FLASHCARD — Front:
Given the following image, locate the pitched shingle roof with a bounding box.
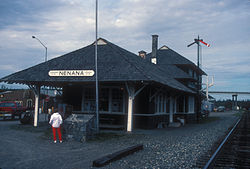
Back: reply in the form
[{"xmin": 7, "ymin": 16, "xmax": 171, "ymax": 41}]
[
  {"xmin": 158, "ymin": 65, "xmax": 192, "ymax": 79},
  {"xmin": 146, "ymin": 45, "xmax": 206, "ymax": 75},
  {"xmin": 1, "ymin": 38, "xmax": 194, "ymax": 93}
]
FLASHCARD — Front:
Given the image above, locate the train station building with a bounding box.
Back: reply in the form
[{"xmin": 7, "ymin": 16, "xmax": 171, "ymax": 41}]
[{"xmin": 0, "ymin": 35, "xmax": 206, "ymax": 131}]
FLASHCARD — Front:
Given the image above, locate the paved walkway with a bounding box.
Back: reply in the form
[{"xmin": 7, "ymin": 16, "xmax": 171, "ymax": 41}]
[{"xmin": 0, "ymin": 111, "xmax": 240, "ymax": 169}]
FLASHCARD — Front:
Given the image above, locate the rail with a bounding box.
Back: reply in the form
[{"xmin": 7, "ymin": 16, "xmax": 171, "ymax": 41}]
[{"xmin": 203, "ymin": 117, "xmax": 242, "ymax": 169}]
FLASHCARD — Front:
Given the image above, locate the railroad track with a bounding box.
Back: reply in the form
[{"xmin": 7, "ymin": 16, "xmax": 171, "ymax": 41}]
[{"xmin": 196, "ymin": 112, "xmax": 250, "ymax": 169}]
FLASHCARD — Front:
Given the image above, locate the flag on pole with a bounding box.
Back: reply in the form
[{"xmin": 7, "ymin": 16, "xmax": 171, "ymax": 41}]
[{"xmin": 199, "ymin": 40, "xmax": 210, "ymax": 47}]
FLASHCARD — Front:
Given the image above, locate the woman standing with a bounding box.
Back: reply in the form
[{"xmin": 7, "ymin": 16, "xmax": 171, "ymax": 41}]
[{"xmin": 49, "ymin": 109, "xmax": 63, "ymax": 143}]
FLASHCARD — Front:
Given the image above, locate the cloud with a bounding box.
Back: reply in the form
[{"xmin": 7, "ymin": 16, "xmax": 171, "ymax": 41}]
[
  {"xmin": 0, "ymin": 64, "xmax": 18, "ymax": 72},
  {"xmin": 0, "ymin": 0, "xmax": 250, "ymax": 97}
]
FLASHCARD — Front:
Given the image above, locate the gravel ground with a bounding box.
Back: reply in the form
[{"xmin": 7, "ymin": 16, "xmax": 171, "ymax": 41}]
[{"xmin": 0, "ymin": 111, "xmax": 240, "ymax": 169}]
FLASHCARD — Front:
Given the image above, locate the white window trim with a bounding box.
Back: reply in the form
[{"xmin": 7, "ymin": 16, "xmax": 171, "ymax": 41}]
[{"xmin": 188, "ymin": 96, "xmax": 195, "ymax": 114}]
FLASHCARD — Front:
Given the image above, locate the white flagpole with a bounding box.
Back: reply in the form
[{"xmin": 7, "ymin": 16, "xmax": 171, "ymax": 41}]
[{"xmin": 95, "ymin": 0, "xmax": 99, "ymax": 132}]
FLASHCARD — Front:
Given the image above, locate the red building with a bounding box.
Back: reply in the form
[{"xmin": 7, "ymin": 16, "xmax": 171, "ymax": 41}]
[{"xmin": 0, "ymin": 89, "xmax": 34, "ymax": 109}]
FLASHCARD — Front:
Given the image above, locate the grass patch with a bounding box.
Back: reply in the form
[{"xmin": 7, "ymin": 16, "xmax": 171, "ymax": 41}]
[
  {"xmin": 199, "ymin": 116, "xmax": 220, "ymax": 124},
  {"xmin": 233, "ymin": 111, "xmax": 243, "ymax": 117},
  {"xmin": 88, "ymin": 131, "xmax": 145, "ymax": 142}
]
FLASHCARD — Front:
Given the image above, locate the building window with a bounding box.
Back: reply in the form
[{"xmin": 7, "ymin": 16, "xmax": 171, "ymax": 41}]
[
  {"xmin": 16, "ymin": 101, "xmax": 23, "ymax": 106},
  {"xmin": 160, "ymin": 95, "xmax": 164, "ymax": 112},
  {"xmin": 188, "ymin": 96, "xmax": 194, "ymax": 113},
  {"xmin": 27, "ymin": 99, "xmax": 33, "ymax": 109},
  {"xmin": 193, "ymin": 71, "xmax": 197, "ymax": 79},
  {"xmin": 176, "ymin": 96, "xmax": 185, "ymax": 113},
  {"xmin": 84, "ymin": 88, "xmax": 96, "ymax": 112},
  {"xmin": 112, "ymin": 88, "xmax": 123, "ymax": 112},
  {"xmin": 82, "ymin": 87, "xmax": 124, "ymax": 113},
  {"xmin": 189, "ymin": 69, "xmax": 193, "ymax": 76},
  {"xmin": 188, "ymin": 82, "xmax": 196, "ymax": 89},
  {"xmin": 99, "ymin": 88, "xmax": 109, "ymax": 112},
  {"xmin": 155, "ymin": 94, "xmax": 168, "ymax": 113}
]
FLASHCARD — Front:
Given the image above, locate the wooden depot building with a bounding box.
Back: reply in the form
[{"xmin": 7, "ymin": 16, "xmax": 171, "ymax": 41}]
[{"xmin": 0, "ymin": 35, "xmax": 206, "ymax": 131}]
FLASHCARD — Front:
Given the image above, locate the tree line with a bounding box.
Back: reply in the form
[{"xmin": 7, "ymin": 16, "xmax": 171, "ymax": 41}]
[{"xmin": 215, "ymin": 99, "xmax": 250, "ymax": 110}]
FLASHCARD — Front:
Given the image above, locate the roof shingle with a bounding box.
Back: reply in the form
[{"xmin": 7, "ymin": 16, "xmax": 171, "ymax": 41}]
[{"xmin": 1, "ymin": 38, "xmax": 195, "ymax": 93}]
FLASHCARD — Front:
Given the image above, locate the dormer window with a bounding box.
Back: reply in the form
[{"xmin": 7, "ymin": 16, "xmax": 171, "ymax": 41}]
[
  {"xmin": 138, "ymin": 50, "xmax": 147, "ymax": 59},
  {"xmin": 93, "ymin": 39, "xmax": 107, "ymax": 45},
  {"xmin": 159, "ymin": 45, "xmax": 169, "ymax": 50}
]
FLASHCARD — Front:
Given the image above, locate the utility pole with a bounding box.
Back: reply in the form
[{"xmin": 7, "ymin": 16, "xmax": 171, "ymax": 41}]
[
  {"xmin": 95, "ymin": 0, "xmax": 99, "ymax": 132},
  {"xmin": 188, "ymin": 36, "xmax": 210, "ymax": 122},
  {"xmin": 32, "ymin": 35, "xmax": 48, "ymax": 122},
  {"xmin": 32, "ymin": 36, "xmax": 47, "ymax": 62},
  {"xmin": 197, "ymin": 36, "xmax": 201, "ymax": 122}
]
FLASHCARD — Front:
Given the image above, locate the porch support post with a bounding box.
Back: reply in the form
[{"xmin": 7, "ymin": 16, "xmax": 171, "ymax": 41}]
[
  {"xmin": 174, "ymin": 96, "xmax": 177, "ymax": 114},
  {"xmin": 123, "ymin": 89, "xmax": 126, "ymax": 114},
  {"xmin": 34, "ymin": 85, "xmax": 40, "ymax": 127},
  {"xmin": 81, "ymin": 88, "xmax": 85, "ymax": 112},
  {"xmin": 164, "ymin": 95, "xmax": 167, "ymax": 113},
  {"xmin": 109, "ymin": 88, "xmax": 112, "ymax": 113},
  {"xmin": 169, "ymin": 96, "xmax": 173, "ymax": 123},
  {"xmin": 188, "ymin": 96, "xmax": 191, "ymax": 113},
  {"xmin": 127, "ymin": 87, "xmax": 134, "ymax": 132},
  {"xmin": 125, "ymin": 82, "xmax": 146, "ymax": 132},
  {"xmin": 183, "ymin": 96, "xmax": 186, "ymax": 113}
]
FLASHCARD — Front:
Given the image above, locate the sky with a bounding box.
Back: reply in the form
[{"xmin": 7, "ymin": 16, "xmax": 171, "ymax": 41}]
[{"xmin": 0, "ymin": 0, "xmax": 250, "ymax": 100}]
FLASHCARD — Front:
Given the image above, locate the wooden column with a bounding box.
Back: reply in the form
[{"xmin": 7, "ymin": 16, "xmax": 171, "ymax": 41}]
[
  {"xmin": 183, "ymin": 96, "xmax": 186, "ymax": 113},
  {"xmin": 127, "ymin": 86, "xmax": 135, "ymax": 132},
  {"xmin": 125, "ymin": 82, "xmax": 146, "ymax": 132},
  {"xmin": 81, "ymin": 88, "xmax": 85, "ymax": 112},
  {"xmin": 109, "ymin": 88, "xmax": 112, "ymax": 113},
  {"xmin": 123, "ymin": 89, "xmax": 126, "ymax": 114},
  {"xmin": 169, "ymin": 96, "xmax": 173, "ymax": 123},
  {"xmin": 164, "ymin": 95, "xmax": 167, "ymax": 113},
  {"xmin": 174, "ymin": 96, "xmax": 177, "ymax": 114},
  {"xmin": 34, "ymin": 85, "xmax": 40, "ymax": 127}
]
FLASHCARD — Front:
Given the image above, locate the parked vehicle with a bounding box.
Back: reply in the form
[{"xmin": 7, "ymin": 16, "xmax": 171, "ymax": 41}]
[
  {"xmin": 0, "ymin": 101, "xmax": 26, "ymax": 120},
  {"xmin": 217, "ymin": 106, "xmax": 225, "ymax": 112},
  {"xmin": 201, "ymin": 100, "xmax": 214, "ymax": 117},
  {"xmin": 20, "ymin": 110, "xmax": 34, "ymax": 124}
]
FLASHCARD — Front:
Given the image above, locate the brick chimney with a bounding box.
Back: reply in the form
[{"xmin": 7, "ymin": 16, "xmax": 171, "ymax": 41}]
[
  {"xmin": 138, "ymin": 50, "xmax": 147, "ymax": 59},
  {"xmin": 151, "ymin": 35, "xmax": 158, "ymax": 64}
]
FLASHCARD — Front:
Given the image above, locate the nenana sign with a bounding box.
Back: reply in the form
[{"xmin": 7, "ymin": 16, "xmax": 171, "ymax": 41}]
[{"xmin": 48, "ymin": 70, "xmax": 95, "ymax": 77}]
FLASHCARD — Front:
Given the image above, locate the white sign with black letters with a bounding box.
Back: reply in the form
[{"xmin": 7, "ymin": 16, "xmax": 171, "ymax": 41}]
[{"xmin": 48, "ymin": 70, "xmax": 95, "ymax": 77}]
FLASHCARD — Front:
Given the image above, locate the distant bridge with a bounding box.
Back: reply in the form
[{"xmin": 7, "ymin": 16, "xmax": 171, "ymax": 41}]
[
  {"xmin": 209, "ymin": 91, "xmax": 250, "ymax": 95},
  {"xmin": 209, "ymin": 91, "xmax": 250, "ymax": 109}
]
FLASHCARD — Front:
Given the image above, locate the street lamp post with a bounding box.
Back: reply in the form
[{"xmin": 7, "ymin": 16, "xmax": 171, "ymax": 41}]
[
  {"xmin": 95, "ymin": 0, "xmax": 99, "ymax": 133},
  {"xmin": 32, "ymin": 36, "xmax": 47, "ymax": 62},
  {"xmin": 32, "ymin": 35, "xmax": 48, "ymax": 121}
]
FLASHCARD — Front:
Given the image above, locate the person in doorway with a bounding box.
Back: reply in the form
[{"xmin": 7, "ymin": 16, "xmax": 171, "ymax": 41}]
[{"xmin": 49, "ymin": 108, "xmax": 63, "ymax": 143}]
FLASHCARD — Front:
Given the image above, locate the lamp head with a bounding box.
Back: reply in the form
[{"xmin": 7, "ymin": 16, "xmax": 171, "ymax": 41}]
[{"xmin": 32, "ymin": 36, "xmax": 36, "ymax": 38}]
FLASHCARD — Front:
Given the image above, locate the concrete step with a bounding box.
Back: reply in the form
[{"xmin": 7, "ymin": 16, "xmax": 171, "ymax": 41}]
[{"xmin": 93, "ymin": 144, "xmax": 143, "ymax": 167}]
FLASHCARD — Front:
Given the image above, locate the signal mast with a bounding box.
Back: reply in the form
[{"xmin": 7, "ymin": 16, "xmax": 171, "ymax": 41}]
[{"xmin": 188, "ymin": 36, "xmax": 210, "ymax": 122}]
